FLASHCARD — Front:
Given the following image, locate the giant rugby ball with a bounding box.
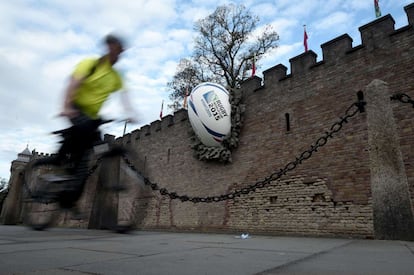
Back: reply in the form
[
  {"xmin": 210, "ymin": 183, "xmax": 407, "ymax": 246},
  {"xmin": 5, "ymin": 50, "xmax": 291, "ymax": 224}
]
[{"xmin": 188, "ymin": 82, "xmax": 231, "ymax": 147}]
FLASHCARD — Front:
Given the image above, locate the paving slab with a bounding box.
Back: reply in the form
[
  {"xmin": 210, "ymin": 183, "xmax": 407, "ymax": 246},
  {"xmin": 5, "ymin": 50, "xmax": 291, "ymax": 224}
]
[{"xmin": 0, "ymin": 225, "xmax": 412, "ymax": 275}]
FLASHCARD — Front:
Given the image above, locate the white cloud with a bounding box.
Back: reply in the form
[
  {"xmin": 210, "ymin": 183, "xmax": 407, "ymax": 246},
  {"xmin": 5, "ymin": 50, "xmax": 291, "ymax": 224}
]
[
  {"xmin": 268, "ymin": 18, "xmax": 299, "ymax": 42},
  {"xmin": 0, "ymin": 0, "xmax": 410, "ymax": 180},
  {"xmin": 314, "ymin": 12, "xmax": 353, "ymax": 33},
  {"xmin": 250, "ymin": 3, "xmax": 277, "ymax": 19}
]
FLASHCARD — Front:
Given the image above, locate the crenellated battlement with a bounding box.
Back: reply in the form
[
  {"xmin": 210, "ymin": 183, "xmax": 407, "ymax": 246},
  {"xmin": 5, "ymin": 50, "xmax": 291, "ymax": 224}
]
[
  {"xmin": 117, "ymin": 108, "xmax": 189, "ymax": 143},
  {"xmin": 406, "ymin": 3, "xmax": 414, "ymax": 25},
  {"xmin": 289, "ymin": 50, "xmax": 318, "ymax": 76},
  {"xmin": 320, "ymin": 34, "xmax": 353, "ymax": 64},
  {"xmin": 5, "ymin": 3, "xmax": 414, "ymax": 240},
  {"xmin": 7, "ymin": 3, "xmax": 413, "ymax": 167},
  {"xmin": 261, "ymin": 4, "xmax": 413, "ymax": 86},
  {"xmin": 116, "ymin": 3, "xmax": 414, "ymax": 145},
  {"xmin": 31, "ymin": 150, "xmax": 52, "ymax": 159},
  {"xmin": 359, "ymin": 15, "xmax": 395, "ymax": 49}
]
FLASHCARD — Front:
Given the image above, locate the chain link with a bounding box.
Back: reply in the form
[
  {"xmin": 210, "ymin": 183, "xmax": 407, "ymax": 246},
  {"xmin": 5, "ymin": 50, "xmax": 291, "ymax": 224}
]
[
  {"xmin": 87, "ymin": 157, "xmax": 103, "ymax": 177},
  {"xmin": 121, "ymin": 95, "xmax": 367, "ymax": 203},
  {"xmin": 390, "ymin": 93, "xmax": 414, "ymax": 108}
]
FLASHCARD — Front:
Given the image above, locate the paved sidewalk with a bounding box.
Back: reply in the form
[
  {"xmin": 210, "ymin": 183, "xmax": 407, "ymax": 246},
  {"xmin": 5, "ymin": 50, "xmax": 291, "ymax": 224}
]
[{"xmin": 0, "ymin": 225, "xmax": 413, "ymax": 275}]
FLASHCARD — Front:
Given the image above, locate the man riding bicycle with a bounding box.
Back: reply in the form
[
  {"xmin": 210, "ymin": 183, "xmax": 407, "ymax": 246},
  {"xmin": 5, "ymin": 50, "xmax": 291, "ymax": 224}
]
[{"xmin": 51, "ymin": 34, "xmax": 137, "ymax": 208}]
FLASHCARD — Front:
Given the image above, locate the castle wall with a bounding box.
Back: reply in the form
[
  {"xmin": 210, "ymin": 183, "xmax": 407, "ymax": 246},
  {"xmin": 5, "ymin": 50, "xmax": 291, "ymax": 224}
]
[
  {"xmin": 115, "ymin": 5, "xmax": 414, "ymax": 239},
  {"xmin": 5, "ymin": 4, "xmax": 414, "ymax": 239}
]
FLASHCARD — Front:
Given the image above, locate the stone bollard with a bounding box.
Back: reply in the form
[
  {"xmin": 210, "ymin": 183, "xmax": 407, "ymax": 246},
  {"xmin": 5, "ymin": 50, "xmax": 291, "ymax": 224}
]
[{"xmin": 366, "ymin": 79, "xmax": 414, "ymax": 240}]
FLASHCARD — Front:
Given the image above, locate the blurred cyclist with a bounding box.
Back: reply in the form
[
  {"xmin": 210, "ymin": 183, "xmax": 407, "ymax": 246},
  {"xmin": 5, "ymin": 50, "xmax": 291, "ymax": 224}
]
[{"xmin": 48, "ymin": 34, "xmax": 137, "ymax": 208}]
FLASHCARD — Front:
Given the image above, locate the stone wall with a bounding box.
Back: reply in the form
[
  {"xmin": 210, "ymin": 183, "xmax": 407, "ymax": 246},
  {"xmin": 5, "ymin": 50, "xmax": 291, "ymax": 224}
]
[
  {"xmin": 116, "ymin": 5, "xmax": 414, "ymax": 239},
  {"xmin": 0, "ymin": 191, "xmax": 7, "ymax": 214},
  {"xmin": 4, "ymin": 3, "xmax": 414, "ymax": 240}
]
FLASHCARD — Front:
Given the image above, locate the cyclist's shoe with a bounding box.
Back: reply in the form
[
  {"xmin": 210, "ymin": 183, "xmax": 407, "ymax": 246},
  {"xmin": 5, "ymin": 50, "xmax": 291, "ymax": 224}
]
[{"xmin": 115, "ymin": 223, "xmax": 134, "ymax": 234}]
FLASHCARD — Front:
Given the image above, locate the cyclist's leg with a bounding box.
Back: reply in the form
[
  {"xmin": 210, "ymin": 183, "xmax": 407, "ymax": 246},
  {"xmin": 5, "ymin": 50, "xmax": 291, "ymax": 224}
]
[{"xmin": 57, "ymin": 115, "xmax": 99, "ymax": 208}]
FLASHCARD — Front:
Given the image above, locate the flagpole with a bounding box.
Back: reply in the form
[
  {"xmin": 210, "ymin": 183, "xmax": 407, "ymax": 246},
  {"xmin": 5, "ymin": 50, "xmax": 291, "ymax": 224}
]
[
  {"xmin": 159, "ymin": 100, "xmax": 164, "ymax": 120},
  {"xmin": 251, "ymin": 53, "xmax": 256, "ymax": 77},
  {"xmin": 303, "ymin": 25, "xmax": 308, "ymax": 52},
  {"xmin": 123, "ymin": 119, "xmax": 127, "ymax": 136},
  {"xmin": 183, "ymin": 87, "xmax": 189, "ymax": 109}
]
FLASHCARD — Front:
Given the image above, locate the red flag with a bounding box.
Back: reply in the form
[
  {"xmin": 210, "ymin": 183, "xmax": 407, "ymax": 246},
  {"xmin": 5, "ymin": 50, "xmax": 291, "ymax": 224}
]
[
  {"xmin": 159, "ymin": 100, "xmax": 164, "ymax": 119},
  {"xmin": 183, "ymin": 87, "xmax": 189, "ymax": 109},
  {"xmin": 374, "ymin": 0, "xmax": 381, "ymax": 18},
  {"xmin": 251, "ymin": 54, "xmax": 256, "ymax": 77},
  {"xmin": 303, "ymin": 26, "xmax": 308, "ymax": 52}
]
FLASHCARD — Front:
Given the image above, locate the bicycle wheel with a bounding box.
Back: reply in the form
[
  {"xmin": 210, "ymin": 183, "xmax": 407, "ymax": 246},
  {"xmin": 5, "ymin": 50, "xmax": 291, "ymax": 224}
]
[{"xmin": 23, "ymin": 157, "xmax": 64, "ymax": 230}]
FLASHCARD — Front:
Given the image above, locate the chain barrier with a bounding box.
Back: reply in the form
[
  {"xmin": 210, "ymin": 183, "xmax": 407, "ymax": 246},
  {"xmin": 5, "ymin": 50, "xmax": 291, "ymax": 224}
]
[
  {"xmin": 390, "ymin": 93, "xmax": 414, "ymax": 107},
  {"xmin": 23, "ymin": 91, "xmax": 414, "ymax": 204},
  {"xmin": 87, "ymin": 157, "xmax": 103, "ymax": 178},
  {"xmin": 120, "ymin": 94, "xmax": 367, "ymax": 203}
]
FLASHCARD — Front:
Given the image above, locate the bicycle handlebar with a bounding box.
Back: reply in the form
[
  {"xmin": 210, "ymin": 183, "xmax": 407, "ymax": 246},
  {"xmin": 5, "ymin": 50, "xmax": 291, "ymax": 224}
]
[{"xmin": 51, "ymin": 117, "xmax": 118, "ymax": 136}]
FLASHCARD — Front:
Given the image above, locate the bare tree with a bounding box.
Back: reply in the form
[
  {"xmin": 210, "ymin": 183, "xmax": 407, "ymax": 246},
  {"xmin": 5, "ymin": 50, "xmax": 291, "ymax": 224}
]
[
  {"xmin": 167, "ymin": 58, "xmax": 213, "ymax": 111},
  {"xmin": 0, "ymin": 178, "xmax": 8, "ymax": 192},
  {"xmin": 167, "ymin": 4, "xmax": 279, "ymax": 106}
]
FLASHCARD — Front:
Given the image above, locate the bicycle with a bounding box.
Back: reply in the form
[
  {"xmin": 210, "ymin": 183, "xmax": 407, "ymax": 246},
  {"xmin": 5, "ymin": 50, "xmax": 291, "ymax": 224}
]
[{"xmin": 22, "ymin": 118, "xmax": 134, "ymax": 233}]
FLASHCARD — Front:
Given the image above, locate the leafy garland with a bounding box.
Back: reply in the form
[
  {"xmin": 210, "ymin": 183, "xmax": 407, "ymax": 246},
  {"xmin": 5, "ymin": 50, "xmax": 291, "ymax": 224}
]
[{"xmin": 190, "ymin": 87, "xmax": 245, "ymax": 163}]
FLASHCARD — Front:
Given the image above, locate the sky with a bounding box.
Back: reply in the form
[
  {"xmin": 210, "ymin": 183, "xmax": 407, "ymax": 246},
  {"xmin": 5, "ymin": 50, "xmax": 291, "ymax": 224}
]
[{"xmin": 0, "ymin": 0, "xmax": 412, "ymax": 182}]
